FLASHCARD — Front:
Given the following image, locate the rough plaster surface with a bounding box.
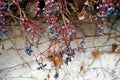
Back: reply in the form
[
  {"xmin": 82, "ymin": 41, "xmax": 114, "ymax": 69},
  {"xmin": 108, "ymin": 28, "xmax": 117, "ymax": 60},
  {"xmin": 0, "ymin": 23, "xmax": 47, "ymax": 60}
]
[{"xmin": 0, "ymin": 19, "xmax": 120, "ymax": 80}]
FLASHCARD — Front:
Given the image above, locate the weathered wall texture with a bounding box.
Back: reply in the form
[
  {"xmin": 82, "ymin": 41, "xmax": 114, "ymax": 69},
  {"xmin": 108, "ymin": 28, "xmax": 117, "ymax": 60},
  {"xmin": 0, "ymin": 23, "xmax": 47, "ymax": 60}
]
[{"xmin": 0, "ymin": 19, "xmax": 120, "ymax": 80}]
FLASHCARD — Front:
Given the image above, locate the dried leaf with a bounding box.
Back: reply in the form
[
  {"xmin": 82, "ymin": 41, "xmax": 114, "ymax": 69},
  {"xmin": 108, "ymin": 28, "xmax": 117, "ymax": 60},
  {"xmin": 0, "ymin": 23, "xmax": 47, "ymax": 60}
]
[
  {"xmin": 112, "ymin": 43, "xmax": 117, "ymax": 52},
  {"xmin": 91, "ymin": 49, "xmax": 99, "ymax": 57},
  {"xmin": 80, "ymin": 66, "xmax": 84, "ymax": 73},
  {"xmin": 53, "ymin": 58, "xmax": 59, "ymax": 66},
  {"xmin": 48, "ymin": 74, "xmax": 50, "ymax": 78},
  {"xmin": 77, "ymin": 7, "xmax": 86, "ymax": 20},
  {"xmin": 116, "ymin": 48, "xmax": 120, "ymax": 53},
  {"xmin": 25, "ymin": 1, "xmax": 38, "ymax": 19}
]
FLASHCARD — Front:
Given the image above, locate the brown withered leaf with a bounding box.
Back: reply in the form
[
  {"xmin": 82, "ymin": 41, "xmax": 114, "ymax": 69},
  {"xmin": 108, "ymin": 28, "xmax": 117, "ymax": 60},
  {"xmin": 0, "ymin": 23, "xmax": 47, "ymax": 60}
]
[
  {"xmin": 47, "ymin": 74, "xmax": 50, "ymax": 78},
  {"xmin": 112, "ymin": 43, "xmax": 117, "ymax": 52},
  {"xmin": 91, "ymin": 49, "xmax": 100, "ymax": 57},
  {"xmin": 116, "ymin": 48, "xmax": 120, "ymax": 53},
  {"xmin": 80, "ymin": 66, "xmax": 84, "ymax": 73}
]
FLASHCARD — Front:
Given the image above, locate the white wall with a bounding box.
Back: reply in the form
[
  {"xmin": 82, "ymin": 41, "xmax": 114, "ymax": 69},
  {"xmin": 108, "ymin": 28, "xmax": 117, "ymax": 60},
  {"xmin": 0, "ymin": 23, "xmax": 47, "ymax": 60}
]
[{"xmin": 0, "ymin": 19, "xmax": 120, "ymax": 80}]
